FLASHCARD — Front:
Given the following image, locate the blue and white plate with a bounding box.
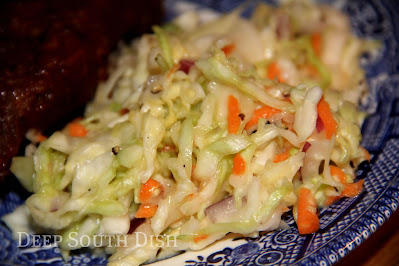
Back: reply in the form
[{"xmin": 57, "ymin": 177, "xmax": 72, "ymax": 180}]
[{"xmin": 1, "ymin": 0, "xmax": 399, "ymax": 265}]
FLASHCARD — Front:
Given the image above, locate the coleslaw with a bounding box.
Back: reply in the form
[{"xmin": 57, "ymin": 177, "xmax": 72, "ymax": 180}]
[{"xmin": 6, "ymin": 1, "xmax": 376, "ymax": 265}]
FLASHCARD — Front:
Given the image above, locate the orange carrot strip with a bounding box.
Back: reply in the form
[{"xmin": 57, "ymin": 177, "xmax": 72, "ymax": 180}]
[
  {"xmin": 194, "ymin": 235, "xmax": 208, "ymax": 243},
  {"xmin": 68, "ymin": 122, "xmax": 88, "ymax": 137},
  {"xmin": 330, "ymin": 165, "xmax": 347, "ymax": 184},
  {"xmin": 232, "ymin": 153, "xmax": 245, "ymax": 175},
  {"xmin": 139, "ymin": 178, "xmax": 162, "ymax": 203},
  {"xmin": 167, "ymin": 63, "xmax": 180, "ymax": 78},
  {"xmin": 324, "ymin": 196, "xmax": 340, "ymax": 207},
  {"xmin": 317, "ymin": 97, "xmax": 337, "ymax": 140},
  {"xmin": 267, "ymin": 62, "xmax": 285, "ymax": 83},
  {"xmin": 273, "ymin": 150, "xmax": 290, "ymax": 163},
  {"xmin": 311, "ymin": 32, "xmax": 322, "ymax": 57},
  {"xmin": 297, "ymin": 187, "xmax": 319, "ymax": 234},
  {"xmin": 325, "ymin": 180, "xmax": 365, "ymax": 206},
  {"xmin": 341, "ymin": 180, "xmax": 364, "ymax": 198},
  {"xmin": 135, "ymin": 204, "xmax": 158, "ymax": 218},
  {"xmin": 36, "ymin": 133, "xmax": 48, "ymax": 143},
  {"xmin": 221, "ymin": 44, "xmax": 235, "ymax": 57},
  {"xmin": 227, "ymin": 95, "xmax": 241, "ymax": 134},
  {"xmin": 325, "ymin": 166, "xmax": 364, "ymax": 206},
  {"xmin": 245, "ymin": 105, "xmax": 281, "ymax": 130}
]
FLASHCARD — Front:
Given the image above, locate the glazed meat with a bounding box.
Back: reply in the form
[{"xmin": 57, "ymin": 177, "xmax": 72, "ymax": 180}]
[{"xmin": 0, "ymin": 0, "xmax": 163, "ymax": 180}]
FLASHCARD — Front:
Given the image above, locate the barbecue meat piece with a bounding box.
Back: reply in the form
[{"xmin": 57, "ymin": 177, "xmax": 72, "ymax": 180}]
[{"xmin": 0, "ymin": 0, "xmax": 163, "ymax": 180}]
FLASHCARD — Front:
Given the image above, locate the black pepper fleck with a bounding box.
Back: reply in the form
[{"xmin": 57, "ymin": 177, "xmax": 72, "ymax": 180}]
[{"xmin": 112, "ymin": 146, "xmax": 120, "ymax": 155}]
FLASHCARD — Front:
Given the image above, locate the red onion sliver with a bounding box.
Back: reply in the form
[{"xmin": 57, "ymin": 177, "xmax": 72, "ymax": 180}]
[
  {"xmin": 178, "ymin": 59, "xmax": 195, "ymax": 74},
  {"xmin": 316, "ymin": 115, "xmax": 324, "ymax": 133},
  {"xmin": 302, "ymin": 142, "xmax": 311, "ymax": 152}
]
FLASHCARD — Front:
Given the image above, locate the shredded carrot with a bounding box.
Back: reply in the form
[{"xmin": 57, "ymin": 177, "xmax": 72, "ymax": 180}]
[
  {"xmin": 135, "ymin": 204, "xmax": 158, "ymax": 218},
  {"xmin": 311, "ymin": 32, "xmax": 322, "ymax": 57},
  {"xmin": 194, "ymin": 234, "xmax": 208, "ymax": 243},
  {"xmin": 325, "ymin": 195, "xmax": 340, "ymax": 206},
  {"xmin": 325, "ymin": 166, "xmax": 365, "ymax": 206},
  {"xmin": 221, "ymin": 43, "xmax": 235, "ymax": 57},
  {"xmin": 245, "ymin": 105, "xmax": 281, "ymax": 130},
  {"xmin": 68, "ymin": 122, "xmax": 88, "ymax": 137},
  {"xmin": 341, "ymin": 180, "xmax": 364, "ymax": 198},
  {"xmin": 330, "ymin": 165, "xmax": 347, "ymax": 184},
  {"xmin": 287, "ymin": 125, "xmax": 296, "ymax": 133},
  {"xmin": 297, "ymin": 187, "xmax": 319, "ymax": 234},
  {"xmin": 139, "ymin": 178, "xmax": 162, "ymax": 203},
  {"xmin": 317, "ymin": 97, "xmax": 337, "ymax": 140},
  {"xmin": 227, "ymin": 95, "xmax": 241, "ymax": 134},
  {"xmin": 167, "ymin": 63, "xmax": 180, "ymax": 78},
  {"xmin": 267, "ymin": 62, "xmax": 285, "ymax": 83},
  {"xmin": 232, "ymin": 153, "xmax": 245, "ymax": 175},
  {"xmin": 36, "ymin": 133, "xmax": 48, "ymax": 143},
  {"xmin": 273, "ymin": 150, "xmax": 290, "ymax": 163}
]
